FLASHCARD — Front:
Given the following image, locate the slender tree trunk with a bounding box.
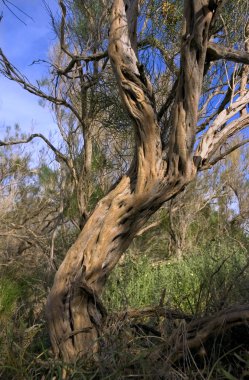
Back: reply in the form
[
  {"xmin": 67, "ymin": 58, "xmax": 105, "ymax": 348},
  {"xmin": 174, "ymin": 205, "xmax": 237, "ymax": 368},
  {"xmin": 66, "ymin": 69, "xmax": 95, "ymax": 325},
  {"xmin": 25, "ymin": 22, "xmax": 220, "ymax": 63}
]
[{"xmin": 46, "ymin": 0, "xmax": 219, "ymax": 362}]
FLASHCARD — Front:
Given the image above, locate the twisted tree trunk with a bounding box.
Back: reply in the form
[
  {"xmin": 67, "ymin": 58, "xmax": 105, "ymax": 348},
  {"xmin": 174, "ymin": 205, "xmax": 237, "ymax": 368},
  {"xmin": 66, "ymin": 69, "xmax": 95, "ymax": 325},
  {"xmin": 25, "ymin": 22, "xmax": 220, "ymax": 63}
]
[{"xmin": 46, "ymin": 0, "xmax": 225, "ymax": 362}]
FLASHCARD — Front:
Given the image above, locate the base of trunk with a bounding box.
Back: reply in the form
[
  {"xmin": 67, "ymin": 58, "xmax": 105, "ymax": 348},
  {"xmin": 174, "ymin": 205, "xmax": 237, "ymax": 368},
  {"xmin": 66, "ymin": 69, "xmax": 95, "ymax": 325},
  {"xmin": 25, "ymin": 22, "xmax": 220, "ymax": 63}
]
[{"xmin": 46, "ymin": 281, "xmax": 107, "ymax": 363}]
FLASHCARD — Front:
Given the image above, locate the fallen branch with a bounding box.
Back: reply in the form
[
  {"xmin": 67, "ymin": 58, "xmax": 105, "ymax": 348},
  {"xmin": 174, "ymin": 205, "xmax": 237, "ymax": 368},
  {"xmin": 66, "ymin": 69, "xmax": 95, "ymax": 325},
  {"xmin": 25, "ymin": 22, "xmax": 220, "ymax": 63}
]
[
  {"xmin": 166, "ymin": 304, "xmax": 249, "ymax": 364},
  {"xmin": 110, "ymin": 306, "xmax": 193, "ymax": 323}
]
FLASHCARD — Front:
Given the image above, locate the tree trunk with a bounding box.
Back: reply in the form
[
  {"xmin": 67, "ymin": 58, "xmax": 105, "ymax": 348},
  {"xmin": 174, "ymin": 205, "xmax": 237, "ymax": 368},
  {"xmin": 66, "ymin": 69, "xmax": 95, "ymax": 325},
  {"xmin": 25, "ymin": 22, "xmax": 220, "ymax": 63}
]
[
  {"xmin": 46, "ymin": 151, "xmax": 191, "ymax": 361},
  {"xmin": 46, "ymin": 0, "xmax": 219, "ymax": 362}
]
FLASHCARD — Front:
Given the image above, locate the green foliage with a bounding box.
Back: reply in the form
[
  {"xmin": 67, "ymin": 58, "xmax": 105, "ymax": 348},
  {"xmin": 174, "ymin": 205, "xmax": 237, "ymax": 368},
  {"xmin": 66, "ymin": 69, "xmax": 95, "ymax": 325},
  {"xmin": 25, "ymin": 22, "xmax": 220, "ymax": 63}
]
[
  {"xmin": 0, "ymin": 257, "xmax": 53, "ymax": 380},
  {"xmin": 92, "ymin": 145, "xmax": 107, "ymax": 172},
  {"xmin": 0, "ymin": 278, "xmax": 24, "ymax": 318},
  {"xmin": 0, "ymin": 268, "xmax": 42, "ymax": 324},
  {"xmin": 103, "ymin": 237, "xmax": 249, "ymax": 315},
  {"xmin": 38, "ymin": 164, "xmax": 58, "ymax": 190},
  {"xmin": 1, "ymin": 128, "xmax": 249, "ymax": 378},
  {"xmin": 89, "ymin": 185, "xmax": 105, "ymax": 211}
]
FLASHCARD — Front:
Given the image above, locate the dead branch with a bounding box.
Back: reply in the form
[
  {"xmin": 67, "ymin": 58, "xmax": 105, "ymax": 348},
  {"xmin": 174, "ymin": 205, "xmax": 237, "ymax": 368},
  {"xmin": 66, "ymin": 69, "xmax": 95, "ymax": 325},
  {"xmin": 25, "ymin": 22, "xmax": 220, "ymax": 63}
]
[
  {"xmin": 0, "ymin": 133, "xmax": 66, "ymax": 161},
  {"xmin": 111, "ymin": 306, "xmax": 192, "ymax": 323},
  {"xmin": 167, "ymin": 304, "xmax": 249, "ymax": 364}
]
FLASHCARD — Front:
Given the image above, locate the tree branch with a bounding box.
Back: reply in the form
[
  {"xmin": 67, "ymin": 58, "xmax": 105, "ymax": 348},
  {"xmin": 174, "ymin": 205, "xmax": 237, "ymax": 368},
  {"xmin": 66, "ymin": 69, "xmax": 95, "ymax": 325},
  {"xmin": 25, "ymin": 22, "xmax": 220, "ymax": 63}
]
[
  {"xmin": 56, "ymin": 51, "xmax": 108, "ymax": 76},
  {"xmin": 0, "ymin": 133, "xmax": 69, "ymax": 166},
  {"xmin": 166, "ymin": 0, "xmax": 219, "ymax": 178},
  {"xmin": 112, "ymin": 305, "xmax": 192, "ymax": 322},
  {"xmin": 201, "ymin": 138, "xmax": 249, "ymax": 169},
  {"xmin": 108, "ymin": 0, "xmax": 164, "ymax": 194},
  {"xmin": 207, "ymin": 42, "xmax": 249, "ymax": 64},
  {"xmin": 195, "ymin": 93, "xmax": 249, "ymax": 165},
  {"xmin": 136, "ymin": 220, "xmax": 161, "ymax": 236},
  {"xmin": 167, "ymin": 303, "xmax": 249, "ymax": 364}
]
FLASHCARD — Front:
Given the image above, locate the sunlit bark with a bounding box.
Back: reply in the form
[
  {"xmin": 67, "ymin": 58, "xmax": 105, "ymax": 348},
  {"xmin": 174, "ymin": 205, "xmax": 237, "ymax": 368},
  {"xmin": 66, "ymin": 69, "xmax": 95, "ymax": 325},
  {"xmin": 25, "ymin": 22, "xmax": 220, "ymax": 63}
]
[{"xmin": 46, "ymin": 0, "xmax": 229, "ymax": 361}]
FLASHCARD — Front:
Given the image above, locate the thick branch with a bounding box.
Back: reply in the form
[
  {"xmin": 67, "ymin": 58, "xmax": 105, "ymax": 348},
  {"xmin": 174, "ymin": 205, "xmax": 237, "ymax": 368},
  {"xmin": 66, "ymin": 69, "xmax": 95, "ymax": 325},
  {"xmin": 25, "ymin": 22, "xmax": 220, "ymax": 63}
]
[
  {"xmin": 207, "ymin": 41, "xmax": 249, "ymax": 64},
  {"xmin": 166, "ymin": 0, "xmax": 217, "ymax": 177},
  {"xmin": 195, "ymin": 93, "xmax": 249, "ymax": 164},
  {"xmin": 201, "ymin": 138, "xmax": 249, "ymax": 169},
  {"xmin": 167, "ymin": 304, "xmax": 249, "ymax": 364},
  {"xmin": 108, "ymin": 0, "xmax": 164, "ymax": 194}
]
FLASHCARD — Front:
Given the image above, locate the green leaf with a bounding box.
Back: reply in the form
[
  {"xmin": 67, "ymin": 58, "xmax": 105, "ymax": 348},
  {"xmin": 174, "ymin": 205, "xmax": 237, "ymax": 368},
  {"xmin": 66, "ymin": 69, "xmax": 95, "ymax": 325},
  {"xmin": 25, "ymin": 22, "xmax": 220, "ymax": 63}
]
[{"xmin": 221, "ymin": 369, "xmax": 238, "ymax": 380}]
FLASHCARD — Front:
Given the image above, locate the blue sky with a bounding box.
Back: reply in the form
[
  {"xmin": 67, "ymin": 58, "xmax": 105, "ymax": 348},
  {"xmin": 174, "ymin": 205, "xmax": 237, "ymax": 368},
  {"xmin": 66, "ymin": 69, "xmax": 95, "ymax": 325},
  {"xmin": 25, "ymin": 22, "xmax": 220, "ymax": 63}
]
[{"xmin": 0, "ymin": 0, "xmax": 59, "ymax": 139}]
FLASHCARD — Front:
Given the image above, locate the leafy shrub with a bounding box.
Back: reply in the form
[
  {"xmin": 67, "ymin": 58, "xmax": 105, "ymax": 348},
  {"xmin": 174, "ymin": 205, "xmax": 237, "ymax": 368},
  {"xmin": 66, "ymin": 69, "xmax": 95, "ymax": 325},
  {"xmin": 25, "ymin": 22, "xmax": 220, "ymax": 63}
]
[{"xmin": 103, "ymin": 237, "xmax": 249, "ymax": 315}]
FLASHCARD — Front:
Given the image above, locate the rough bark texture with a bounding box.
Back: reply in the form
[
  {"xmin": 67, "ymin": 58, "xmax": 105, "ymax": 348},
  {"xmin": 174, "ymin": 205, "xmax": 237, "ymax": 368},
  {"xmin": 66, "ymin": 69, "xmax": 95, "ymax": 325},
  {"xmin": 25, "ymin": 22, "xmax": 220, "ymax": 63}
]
[
  {"xmin": 46, "ymin": 0, "xmax": 246, "ymax": 362},
  {"xmin": 166, "ymin": 304, "xmax": 249, "ymax": 365}
]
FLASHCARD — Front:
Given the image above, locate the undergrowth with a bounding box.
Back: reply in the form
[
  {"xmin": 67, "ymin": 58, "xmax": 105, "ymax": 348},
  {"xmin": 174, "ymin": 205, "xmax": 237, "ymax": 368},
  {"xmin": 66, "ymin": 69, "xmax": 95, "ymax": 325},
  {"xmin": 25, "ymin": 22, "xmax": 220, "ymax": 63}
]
[
  {"xmin": 0, "ymin": 238, "xmax": 249, "ymax": 379},
  {"xmin": 103, "ymin": 238, "xmax": 249, "ymax": 315}
]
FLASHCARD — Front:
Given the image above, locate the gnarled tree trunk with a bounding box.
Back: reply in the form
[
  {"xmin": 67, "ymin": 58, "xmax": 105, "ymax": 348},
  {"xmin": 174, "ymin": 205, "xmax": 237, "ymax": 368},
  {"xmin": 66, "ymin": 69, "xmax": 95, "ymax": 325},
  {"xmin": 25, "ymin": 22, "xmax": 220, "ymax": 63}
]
[{"xmin": 46, "ymin": 0, "xmax": 227, "ymax": 362}]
